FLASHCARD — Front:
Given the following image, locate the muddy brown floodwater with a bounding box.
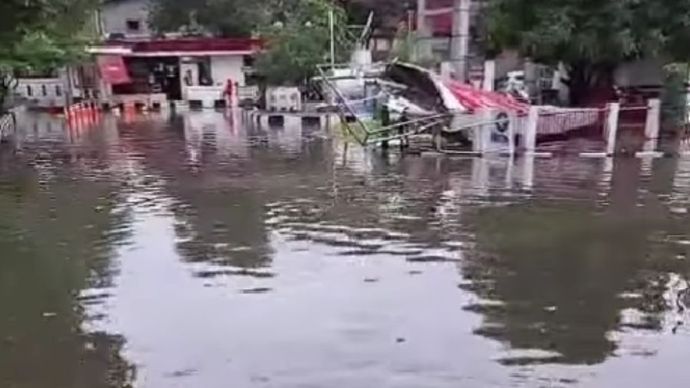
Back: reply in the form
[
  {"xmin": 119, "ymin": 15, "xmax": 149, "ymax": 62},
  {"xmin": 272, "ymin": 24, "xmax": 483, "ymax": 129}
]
[{"xmin": 2, "ymin": 111, "xmax": 690, "ymax": 387}]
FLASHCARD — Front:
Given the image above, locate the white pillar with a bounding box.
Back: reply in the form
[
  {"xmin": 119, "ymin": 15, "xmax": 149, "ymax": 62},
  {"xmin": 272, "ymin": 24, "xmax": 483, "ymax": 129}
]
[
  {"xmin": 524, "ymin": 60, "xmax": 537, "ymax": 101},
  {"xmin": 605, "ymin": 102, "xmax": 620, "ymax": 156},
  {"xmin": 483, "ymin": 60, "xmax": 496, "ymax": 91},
  {"xmin": 284, "ymin": 114, "xmax": 301, "ymax": 128},
  {"xmin": 471, "ymin": 157, "xmax": 489, "ymax": 195},
  {"xmin": 440, "ymin": 62, "xmax": 453, "ymax": 82},
  {"xmin": 645, "ymin": 98, "xmax": 661, "ymax": 139},
  {"xmin": 522, "ymin": 154, "xmax": 535, "ymax": 189},
  {"xmin": 507, "ymin": 110, "xmax": 517, "ymax": 156},
  {"xmin": 643, "ymin": 98, "xmax": 661, "ymax": 151},
  {"xmin": 472, "ymin": 125, "xmax": 483, "ymax": 153},
  {"xmin": 329, "ymin": 9, "xmax": 335, "ymax": 68},
  {"xmin": 524, "ymin": 105, "xmax": 539, "ymax": 154},
  {"xmin": 451, "ymin": 0, "xmax": 471, "ymax": 83},
  {"xmin": 474, "ymin": 108, "xmax": 494, "ymax": 154}
]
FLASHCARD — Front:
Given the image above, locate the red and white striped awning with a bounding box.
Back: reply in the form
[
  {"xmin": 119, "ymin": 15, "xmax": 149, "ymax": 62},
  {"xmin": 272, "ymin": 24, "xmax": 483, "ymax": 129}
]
[
  {"xmin": 97, "ymin": 55, "xmax": 131, "ymax": 85},
  {"xmin": 444, "ymin": 80, "xmax": 530, "ymax": 115}
]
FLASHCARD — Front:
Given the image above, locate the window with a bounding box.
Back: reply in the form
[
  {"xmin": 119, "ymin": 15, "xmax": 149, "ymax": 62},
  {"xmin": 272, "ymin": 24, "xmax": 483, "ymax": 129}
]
[
  {"xmin": 243, "ymin": 55, "xmax": 255, "ymax": 67},
  {"xmin": 26, "ymin": 85, "xmax": 33, "ymax": 97},
  {"xmin": 55, "ymin": 85, "xmax": 62, "ymax": 97},
  {"xmin": 126, "ymin": 19, "xmax": 141, "ymax": 32},
  {"xmin": 197, "ymin": 58, "xmax": 212, "ymax": 86},
  {"xmin": 41, "ymin": 85, "xmax": 47, "ymax": 97}
]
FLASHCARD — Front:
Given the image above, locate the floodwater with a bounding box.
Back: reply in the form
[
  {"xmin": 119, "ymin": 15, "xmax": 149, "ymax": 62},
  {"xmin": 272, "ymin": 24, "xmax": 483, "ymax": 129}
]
[{"xmin": 2, "ymin": 111, "xmax": 690, "ymax": 388}]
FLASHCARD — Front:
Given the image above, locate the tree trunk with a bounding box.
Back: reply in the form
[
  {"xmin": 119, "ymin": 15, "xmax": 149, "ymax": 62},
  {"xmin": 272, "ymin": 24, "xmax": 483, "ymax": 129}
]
[
  {"xmin": 566, "ymin": 62, "xmax": 616, "ymax": 107},
  {"xmin": 568, "ymin": 65, "xmax": 589, "ymax": 106}
]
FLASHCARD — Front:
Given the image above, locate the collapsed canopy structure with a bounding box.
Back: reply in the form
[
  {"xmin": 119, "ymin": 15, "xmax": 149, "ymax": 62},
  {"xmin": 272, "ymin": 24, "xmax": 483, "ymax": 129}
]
[
  {"xmin": 317, "ymin": 61, "xmax": 531, "ymax": 146},
  {"xmin": 383, "ymin": 62, "xmax": 529, "ymax": 115},
  {"xmin": 318, "ymin": 60, "xmax": 604, "ymax": 152}
]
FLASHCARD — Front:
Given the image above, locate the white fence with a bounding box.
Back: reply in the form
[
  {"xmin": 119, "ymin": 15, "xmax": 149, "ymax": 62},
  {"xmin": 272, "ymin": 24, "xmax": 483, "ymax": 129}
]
[
  {"xmin": 16, "ymin": 78, "xmax": 68, "ymax": 109},
  {"xmin": 535, "ymin": 107, "xmax": 603, "ymax": 136},
  {"xmin": 449, "ymin": 98, "xmax": 661, "ymax": 158},
  {"xmin": 266, "ymin": 87, "xmax": 302, "ymax": 112},
  {"xmin": 185, "ymin": 86, "xmax": 225, "ymax": 109},
  {"xmin": 182, "ymin": 85, "xmax": 261, "ymax": 109},
  {"xmin": 237, "ymin": 86, "xmax": 260, "ymax": 103},
  {"xmin": 522, "ymin": 99, "xmax": 660, "ymax": 157}
]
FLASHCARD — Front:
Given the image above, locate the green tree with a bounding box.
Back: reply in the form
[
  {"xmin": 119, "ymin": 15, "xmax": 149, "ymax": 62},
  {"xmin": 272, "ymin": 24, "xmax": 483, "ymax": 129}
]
[
  {"xmin": 661, "ymin": 64, "xmax": 689, "ymax": 126},
  {"xmin": 149, "ymin": 0, "xmax": 266, "ymax": 37},
  {"xmin": 0, "ymin": 0, "xmax": 97, "ymax": 111},
  {"xmin": 255, "ymin": 0, "xmax": 351, "ymax": 86},
  {"xmin": 487, "ymin": 0, "xmax": 690, "ymax": 105},
  {"xmin": 149, "ymin": 0, "xmax": 351, "ymax": 86}
]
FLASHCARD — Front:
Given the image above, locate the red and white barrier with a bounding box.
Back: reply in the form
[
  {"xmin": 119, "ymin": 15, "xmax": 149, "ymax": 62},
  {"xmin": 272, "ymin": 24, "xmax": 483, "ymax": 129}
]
[
  {"xmin": 64, "ymin": 101, "xmax": 103, "ymax": 132},
  {"xmin": 521, "ymin": 99, "xmax": 661, "ymax": 158},
  {"xmin": 523, "ymin": 104, "xmax": 612, "ymax": 157},
  {"xmin": 536, "ymin": 107, "xmax": 603, "ymax": 137}
]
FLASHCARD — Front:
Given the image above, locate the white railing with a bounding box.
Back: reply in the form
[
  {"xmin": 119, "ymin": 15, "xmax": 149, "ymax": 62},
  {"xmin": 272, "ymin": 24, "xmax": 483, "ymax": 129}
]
[
  {"xmin": 521, "ymin": 99, "xmax": 660, "ymax": 157},
  {"xmin": 16, "ymin": 78, "xmax": 67, "ymax": 108},
  {"xmin": 536, "ymin": 107, "xmax": 604, "ymax": 136},
  {"xmin": 184, "ymin": 86, "xmax": 225, "ymax": 108},
  {"xmin": 237, "ymin": 86, "xmax": 260, "ymax": 102}
]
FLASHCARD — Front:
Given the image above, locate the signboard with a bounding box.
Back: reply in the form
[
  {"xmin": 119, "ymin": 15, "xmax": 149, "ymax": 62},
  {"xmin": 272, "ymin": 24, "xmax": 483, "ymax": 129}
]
[
  {"xmin": 97, "ymin": 55, "xmax": 131, "ymax": 85},
  {"xmin": 474, "ymin": 110, "xmax": 516, "ymax": 155},
  {"xmin": 491, "ymin": 111, "xmax": 511, "ymax": 144}
]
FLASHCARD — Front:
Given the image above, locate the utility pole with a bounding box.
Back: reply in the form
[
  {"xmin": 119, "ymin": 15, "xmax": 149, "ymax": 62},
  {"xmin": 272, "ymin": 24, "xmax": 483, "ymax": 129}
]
[
  {"xmin": 329, "ymin": 9, "xmax": 336, "ymax": 69},
  {"xmin": 451, "ymin": 0, "xmax": 471, "ymax": 83},
  {"xmin": 416, "ymin": 0, "xmax": 431, "ymax": 61}
]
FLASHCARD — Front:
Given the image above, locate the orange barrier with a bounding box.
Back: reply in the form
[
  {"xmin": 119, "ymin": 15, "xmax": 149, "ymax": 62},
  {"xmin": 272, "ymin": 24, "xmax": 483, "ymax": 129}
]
[{"xmin": 64, "ymin": 101, "xmax": 103, "ymax": 131}]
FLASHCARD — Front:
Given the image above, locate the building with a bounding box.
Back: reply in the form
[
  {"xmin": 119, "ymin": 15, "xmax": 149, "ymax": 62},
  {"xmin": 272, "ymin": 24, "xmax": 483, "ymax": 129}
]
[
  {"xmin": 90, "ymin": 36, "xmax": 262, "ymax": 109},
  {"xmin": 15, "ymin": 0, "xmax": 262, "ymax": 110},
  {"xmin": 15, "ymin": 70, "xmax": 72, "ymax": 111},
  {"xmin": 354, "ymin": 0, "xmax": 487, "ymax": 81},
  {"xmin": 416, "ymin": 0, "xmax": 488, "ymax": 83},
  {"xmin": 91, "ymin": 0, "xmax": 262, "ymax": 109},
  {"xmin": 99, "ymin": 0, "xmax": 153, "ymax": 40}
]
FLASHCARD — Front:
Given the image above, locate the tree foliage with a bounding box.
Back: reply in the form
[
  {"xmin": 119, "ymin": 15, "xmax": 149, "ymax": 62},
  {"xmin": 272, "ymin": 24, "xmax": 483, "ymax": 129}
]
[
  {"xmin": 487, "ymin": 0, "xmax": 690, "ymax": 104},
  {"xmin": 150, "ymin": 0, "xmax": 352, "ymax": 86},
  {"xmin": 661, "ymin": 64, "xmax": 689, "ymax": 126},
  {"xmin": 149, "ymin": 0, "xmax": 266, "ymax": 37},
  {"xmin": 255, "ymin": 0, "xmax": 351, "ymax": 85},
  {"xmin": 0, "ymin": 0, "xmax": 96, "ymax": 70},
  {"xmin": 0, "ymin": 0, "xmax": 97, "ymax": 110}
]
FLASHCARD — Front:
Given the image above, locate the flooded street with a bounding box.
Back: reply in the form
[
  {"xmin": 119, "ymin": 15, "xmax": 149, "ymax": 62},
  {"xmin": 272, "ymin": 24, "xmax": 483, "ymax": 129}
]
[{"xmin": 3, "ymin": 111, "xmax": 690, "ymax": 387}]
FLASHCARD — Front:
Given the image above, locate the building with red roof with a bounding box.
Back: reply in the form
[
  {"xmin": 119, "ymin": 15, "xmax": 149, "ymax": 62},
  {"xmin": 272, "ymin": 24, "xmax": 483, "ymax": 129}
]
[{"xmin": 87, "ymin": 0, "xmax": 263, "ymax": 106}]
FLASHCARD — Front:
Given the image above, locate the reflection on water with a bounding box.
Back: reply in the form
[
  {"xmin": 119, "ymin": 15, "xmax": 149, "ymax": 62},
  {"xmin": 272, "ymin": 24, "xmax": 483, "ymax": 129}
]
[
  {"xmin": 2, "ymin": 111, "xmax": 690, "ymax": 387},
  {"xmin": 0, "ymin": 132, "xmax": 135, "ymax": 387}
]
